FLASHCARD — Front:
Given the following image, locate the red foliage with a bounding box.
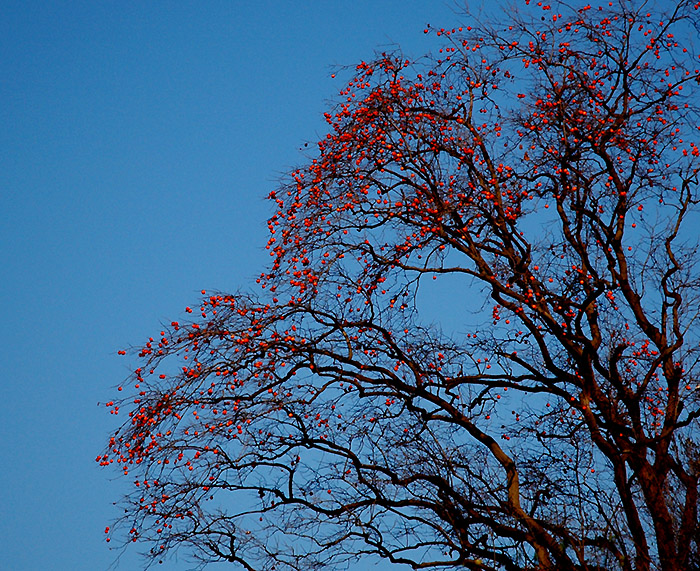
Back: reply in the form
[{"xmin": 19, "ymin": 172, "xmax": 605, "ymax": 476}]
[{"xmin": 103, "ymin": 2, "xmax": 700, "ymax": 570}]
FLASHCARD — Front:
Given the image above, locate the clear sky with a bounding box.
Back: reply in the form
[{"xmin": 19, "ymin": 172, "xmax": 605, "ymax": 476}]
[{"xmin": 0, "ymin": 1, "xmax": 476, "ymax": 569}]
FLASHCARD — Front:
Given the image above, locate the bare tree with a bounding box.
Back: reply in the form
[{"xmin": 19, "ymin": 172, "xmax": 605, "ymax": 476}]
[{"xmin": 101, "ymin": 2, "xmax": 700, "ymax": 569}]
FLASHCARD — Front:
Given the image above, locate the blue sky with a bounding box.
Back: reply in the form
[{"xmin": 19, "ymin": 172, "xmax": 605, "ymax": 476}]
[{"xmin": 0, "ymin": 1, "xmax": 471, "ymax": 569}]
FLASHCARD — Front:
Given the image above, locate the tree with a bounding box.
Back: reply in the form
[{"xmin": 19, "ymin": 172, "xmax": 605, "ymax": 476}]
[{"xmin": 101, "ymin": 1, "xmax": 700, "ymax": 569}]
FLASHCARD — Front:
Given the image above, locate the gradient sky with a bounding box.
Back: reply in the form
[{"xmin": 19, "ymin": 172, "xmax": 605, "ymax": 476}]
[{"xmin": 0, "ymin": 1, "xmax": 486, "ymax": 569}]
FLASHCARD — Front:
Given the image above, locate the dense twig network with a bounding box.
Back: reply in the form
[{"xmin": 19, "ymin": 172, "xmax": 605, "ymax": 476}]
[{"xmin": 102, "ymin": 2, "xmax": 700, "ymax": 570}]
